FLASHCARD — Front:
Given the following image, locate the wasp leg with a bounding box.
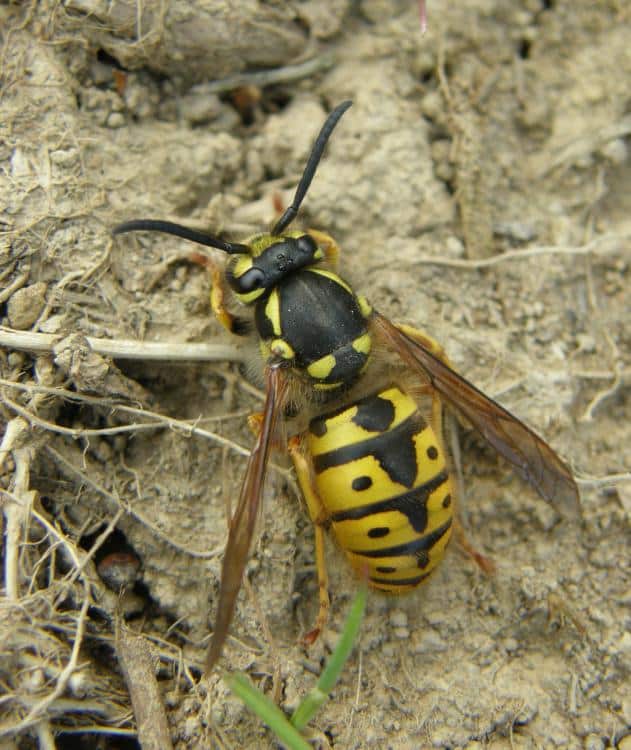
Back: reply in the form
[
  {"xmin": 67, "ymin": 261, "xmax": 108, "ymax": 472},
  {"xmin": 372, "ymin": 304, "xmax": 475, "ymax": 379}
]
[
  {"xmin": 189, "ymin": 251, "xmax": 250, "ymax": 336},
  {"xmin": 430, "ymin": 383, "xmax": 494, "ymax": 572},
  {"xmin": 307, "ymin": 229, "xmax": 340, "ymax": 270},
  {"xmin": 248, "ymin": 411, "xmax": 290, "ymax": 455},
  {"xmin": 431, "ymin": 365, "xmax": 494, "ymax": 575},
  {"xmin": 453, "ymin": 517, "xmax": 495, "ymax": 574},
  {"xmin": 247, "ymin": 412, "xmax": 264, "ymax": 435},
  {"xmin": 288, "ymin": 435, "xmax": 331, "ymax": 644}
]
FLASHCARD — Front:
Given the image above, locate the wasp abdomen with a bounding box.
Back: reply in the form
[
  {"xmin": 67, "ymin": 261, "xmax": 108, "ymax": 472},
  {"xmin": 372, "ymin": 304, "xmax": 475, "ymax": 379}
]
[{"xmin": 306, "ymin": 387, "xmax": 454, "ymax": 591}]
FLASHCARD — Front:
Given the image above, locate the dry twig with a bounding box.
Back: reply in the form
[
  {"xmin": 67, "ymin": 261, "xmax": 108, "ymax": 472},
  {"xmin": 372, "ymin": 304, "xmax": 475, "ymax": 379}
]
[
  {"xmin": 0, "ymin": 326, "xmax": 247, "ymax": 363},
  {"xmin": 116, "ymin": 628, "xmax": 174, "ymax": 750}
]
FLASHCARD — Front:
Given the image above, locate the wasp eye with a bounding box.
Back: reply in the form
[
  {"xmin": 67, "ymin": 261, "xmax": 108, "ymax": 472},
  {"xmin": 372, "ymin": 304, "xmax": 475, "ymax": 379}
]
[{"xmin": 239, "ymin": 267, "xmax": 265, "ymax": 292}]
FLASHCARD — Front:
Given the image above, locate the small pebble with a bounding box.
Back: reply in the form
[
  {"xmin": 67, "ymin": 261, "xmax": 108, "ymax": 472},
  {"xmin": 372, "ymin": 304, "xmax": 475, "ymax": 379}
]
[
  {"xmin": 420, "ymin": 91, "xmax": 443, "ymax": 121},
  {"xmin": 7, "ymin": 351, "xmax": 25, "ymax": 368},
  {"xmin": 8, "ymin": 282, "xmax": 47, "ymax": 329},
  {"xmin": 583, "ymin": 735, "xmax": 605, "ymax": 750},
  {"xmin": 599, "ymin": 138, "xmax": 627, "ymax": 165},
  {"xmin": 97, "ymin": 551, "xmax": 141, "ymax": 591},
  {"xmin": 107, "ymin": 112, "xmax": 126, "ymax": 128},
  {"xmin": 394, "ymin": 626, "xmax": 410, "ymax": 640},
  {"xmin": 389, "ymin": 609, "xmax": 408, "ymax": 628},
  {"xmin": 503, "ymin": 637, "xmax": 519, "ymax": 653}
]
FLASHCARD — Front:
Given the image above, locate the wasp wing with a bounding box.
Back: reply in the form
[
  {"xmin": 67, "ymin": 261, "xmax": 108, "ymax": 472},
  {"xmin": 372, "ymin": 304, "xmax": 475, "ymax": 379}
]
[
  {"xmin": 205, "ymin": 363, "xmax": 289, "ymax": 673},
  {"xmin": 372, "ymin": 312, "xmax": 579, "ymax": 515}
]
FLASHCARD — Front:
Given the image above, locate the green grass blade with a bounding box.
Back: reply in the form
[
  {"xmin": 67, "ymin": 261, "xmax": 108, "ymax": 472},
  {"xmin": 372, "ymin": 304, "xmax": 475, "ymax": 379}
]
[
  {"xmin": 224, "ymin": 672, "xmax": 311, "ymax": 750},
  {"xmin": 291, "ymin": 584, "xmax": 367, "ymax": 731}
]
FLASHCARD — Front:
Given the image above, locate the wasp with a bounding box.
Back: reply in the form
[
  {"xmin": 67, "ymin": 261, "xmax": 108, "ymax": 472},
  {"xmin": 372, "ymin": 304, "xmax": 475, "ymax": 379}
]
[{"xmin": 113, "ymin": 101, "xmax": 579, "ymax": 673}]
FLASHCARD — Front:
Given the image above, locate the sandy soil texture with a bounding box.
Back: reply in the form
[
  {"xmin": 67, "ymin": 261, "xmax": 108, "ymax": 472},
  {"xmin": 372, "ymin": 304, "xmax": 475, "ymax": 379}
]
[{"xmin": 1, "ymin": 1, "xmax": 630, "ymax": 748}]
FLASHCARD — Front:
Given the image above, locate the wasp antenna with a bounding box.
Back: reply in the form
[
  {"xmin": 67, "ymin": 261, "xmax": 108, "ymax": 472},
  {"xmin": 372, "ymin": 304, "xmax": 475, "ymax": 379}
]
[
  {"xmin": 272, "ymin": 100, "xmax": 352, "ymax": 236},
  {"xmin": 112, "ymin": 219, "xmax": 249, "ymax": 255}
]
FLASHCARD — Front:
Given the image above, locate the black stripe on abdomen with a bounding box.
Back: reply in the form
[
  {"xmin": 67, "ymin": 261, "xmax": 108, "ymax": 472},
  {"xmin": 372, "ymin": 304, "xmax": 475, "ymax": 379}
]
[
  {"xmin": 369, "ymin": 572, "xmax": 432, "ymax": 587},
  {"xmin": 349, "ymin": 519, "xmax": 452, "ymax": 567},
  {"xmin": 313, "ymin": 411, "xmax": 426, "ymax": 489},
  {"xmin": 331, "ymin": 470, "xmax": 449, "ymax": 533}
]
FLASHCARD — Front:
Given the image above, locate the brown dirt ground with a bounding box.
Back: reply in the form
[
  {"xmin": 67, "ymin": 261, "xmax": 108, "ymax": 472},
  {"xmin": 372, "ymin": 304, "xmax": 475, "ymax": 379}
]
[{"xmin": 1, "ymin": 1, "xmax": 630, "ymax": 749}]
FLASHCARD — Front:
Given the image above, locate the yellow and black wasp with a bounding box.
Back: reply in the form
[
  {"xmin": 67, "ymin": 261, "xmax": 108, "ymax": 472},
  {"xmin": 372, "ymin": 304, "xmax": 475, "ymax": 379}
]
[{"xmin": 113, "ymin": 101, "xmax": 579, "ymax": 673}]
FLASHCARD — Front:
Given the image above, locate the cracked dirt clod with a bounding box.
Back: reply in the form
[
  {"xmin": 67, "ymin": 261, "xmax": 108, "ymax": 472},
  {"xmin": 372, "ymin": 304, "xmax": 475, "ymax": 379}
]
[{"xmin": 7, "ymin": 282, "xmax": 47, "ymax": 330}]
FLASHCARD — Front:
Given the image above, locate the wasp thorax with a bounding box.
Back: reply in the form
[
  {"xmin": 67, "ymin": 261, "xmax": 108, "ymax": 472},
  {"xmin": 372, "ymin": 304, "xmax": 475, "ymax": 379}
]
[{"xmin": 226, "ymin": 233, "xmax": 322, "ymax": 303}]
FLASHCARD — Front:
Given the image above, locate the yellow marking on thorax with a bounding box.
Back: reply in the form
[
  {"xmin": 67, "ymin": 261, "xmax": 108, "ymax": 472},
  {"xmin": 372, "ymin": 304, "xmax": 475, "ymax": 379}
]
[
  {"xmin": 314, "ymin": 381, "xmax": 344, "ymax": 391},
  {"xmin": 356, "ymin": 294, "xmax": 372, "ymax": 318},
  {"xmin": 270, "ymin": 338, "xmax": 295, "ymax": 360},
  {"xmin": 307, "ymin": 354, "xmax": 336, "ymax": 380},
  {"xmin": 264, "ymin": 290, "xmax": 282, "ymax": 336},
  {"xmin": 352, "ymin": 333, "xmax": 372, "ymax": 355},
  {"xmin": 307, "ymin": 267, "xmax": 353, "ymax": 295}
]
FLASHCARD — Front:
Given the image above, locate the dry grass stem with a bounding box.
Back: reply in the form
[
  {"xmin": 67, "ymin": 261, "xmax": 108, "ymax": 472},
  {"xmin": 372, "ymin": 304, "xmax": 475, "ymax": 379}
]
[
  {"xmin": 0, "ymin": 327, "xmax": 247, "ymax": 363},
  {"xmin": 116, "ymin": 628, "xmax": 174, "ymax": 750},
  {"xmin": 199, "ymin": 54, "xmax": 335, "ymax": 95},
  {"xmin": 378, "ymin": 233, "xmax": 629, "ymax": 271},
  {"xmin": 3, "ymin": 597, "xmax": 90, "ymax": 737}
]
